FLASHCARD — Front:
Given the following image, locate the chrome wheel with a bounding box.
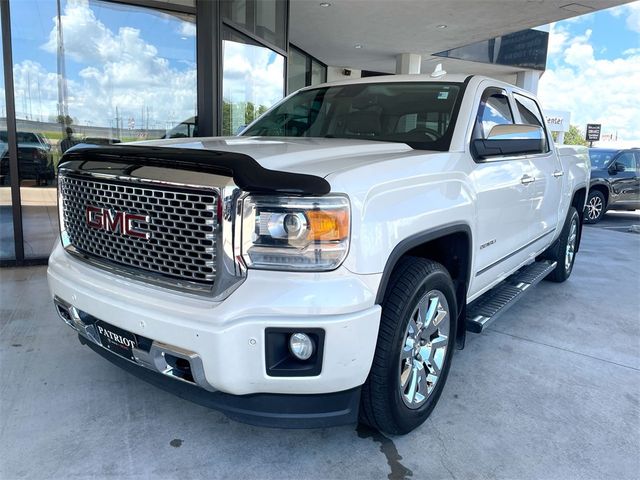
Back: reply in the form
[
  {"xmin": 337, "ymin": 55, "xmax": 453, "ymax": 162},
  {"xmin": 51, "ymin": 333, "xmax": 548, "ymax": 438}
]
[
  {"xmin": 565, "ymin": 217, "xmax": 578, "ymax": 273},
  {"xmin": 586, "ymin": 195, "xmax": 603, "ymax": 221},
  {"xmin": 399, "ymin": 290, "xmax": 450, "ymax": 409}
]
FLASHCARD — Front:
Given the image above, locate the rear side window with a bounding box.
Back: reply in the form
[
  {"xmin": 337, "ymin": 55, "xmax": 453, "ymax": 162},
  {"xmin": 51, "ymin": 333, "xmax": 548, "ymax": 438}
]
[
  {"xmin": 474, "ymin": 89, "xmax": 514, "ymax": 139},
  {"xmin": 513, "ymin": 93, "xmax": 549, "ymax": 153},
  {"xmin": 514, "ymin": 93, "xmax": 544, "ymax": 127},
  {"xmin": 616, "ymin": 152, "xmax": 637, "ymax": 171}
]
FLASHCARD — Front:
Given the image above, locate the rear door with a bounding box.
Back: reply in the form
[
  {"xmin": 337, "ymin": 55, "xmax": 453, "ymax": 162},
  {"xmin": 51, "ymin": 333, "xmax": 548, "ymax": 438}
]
[
  {"xmin": 513, "ymin": 92, "xmax": 564, "ymax": 242},
  {"xmin": 609, "ymin": 151, "xmax": 639, "ymax": 208},
  {"xmin": 468, "ymin": 85, "xmax": 537, "ymax": 296}
]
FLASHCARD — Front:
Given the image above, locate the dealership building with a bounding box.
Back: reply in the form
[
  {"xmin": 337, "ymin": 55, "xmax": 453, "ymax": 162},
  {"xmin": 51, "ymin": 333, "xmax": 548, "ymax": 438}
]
[{"xmin": 0, "ymin": 0, "xmax": 627, "ymax": 265}]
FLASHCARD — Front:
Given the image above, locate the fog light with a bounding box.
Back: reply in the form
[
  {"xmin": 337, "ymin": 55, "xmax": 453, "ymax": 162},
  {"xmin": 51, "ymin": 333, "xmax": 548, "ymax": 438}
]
[{"xmin": 289, "ymin": 333, "xmax": 314, "ymax": 360}]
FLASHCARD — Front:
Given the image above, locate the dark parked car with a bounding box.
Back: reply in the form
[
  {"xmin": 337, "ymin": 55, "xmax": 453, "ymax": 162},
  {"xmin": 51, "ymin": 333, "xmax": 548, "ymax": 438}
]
[
  {"xmin": 0, "ymin": 130, "xmax": 55, "ymax": 186},
  {"xmin": 585, "ymin": 147, "xmax": 640, "ymax": 223}
]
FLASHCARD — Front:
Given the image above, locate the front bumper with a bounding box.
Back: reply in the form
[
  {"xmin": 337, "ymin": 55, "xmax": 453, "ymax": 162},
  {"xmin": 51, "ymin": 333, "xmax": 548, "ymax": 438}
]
[
  {"xmin": 47, "ymin": 243, "xmax": 382, "ymax": 398},
  {"xmin": 81, "ymin": 335, "xmax": 361, "ymax": 428}
]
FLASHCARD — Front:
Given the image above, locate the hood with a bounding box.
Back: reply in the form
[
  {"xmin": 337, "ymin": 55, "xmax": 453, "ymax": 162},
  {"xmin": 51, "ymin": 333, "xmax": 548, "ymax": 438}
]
[{"xmin": 133, "ymin": 136, "xmax": 421, "ymax": 178}]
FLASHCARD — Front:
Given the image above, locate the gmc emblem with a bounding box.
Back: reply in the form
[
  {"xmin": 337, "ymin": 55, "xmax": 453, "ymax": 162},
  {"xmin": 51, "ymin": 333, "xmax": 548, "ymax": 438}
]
[{"xmin": 86, "ymin": 206, "xmax": 150, "ymax": 240}]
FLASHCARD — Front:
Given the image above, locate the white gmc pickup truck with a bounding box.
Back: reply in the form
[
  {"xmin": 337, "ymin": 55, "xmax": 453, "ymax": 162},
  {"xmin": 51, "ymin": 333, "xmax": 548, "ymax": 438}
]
[{"xmin": 48, "ymin": 74, "xmax": 590, "ymax": 434}]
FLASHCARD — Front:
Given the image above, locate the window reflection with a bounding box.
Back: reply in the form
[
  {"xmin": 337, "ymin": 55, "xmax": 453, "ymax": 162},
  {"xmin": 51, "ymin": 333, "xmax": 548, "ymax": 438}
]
[
  {"xmin": 222, "ymin": 0, "xmax": 286, "ymax": 50},
  {"xmin": 287, "ymin": 46, "xmax": 327, "ymax": 95},
  {"xmin": 222, "ymin": 28, "xmax": 284, "ymax": 136},
  {"xmin": 8, "ymin": 0, "xmax": 196, "ymax": 258}
]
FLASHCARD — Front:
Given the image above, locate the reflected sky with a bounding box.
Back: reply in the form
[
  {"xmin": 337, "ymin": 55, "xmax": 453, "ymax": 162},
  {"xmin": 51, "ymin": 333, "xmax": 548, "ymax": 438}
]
[{"xmin": 9, "ymin": 0, "xmax": 196, "ymax": 131}]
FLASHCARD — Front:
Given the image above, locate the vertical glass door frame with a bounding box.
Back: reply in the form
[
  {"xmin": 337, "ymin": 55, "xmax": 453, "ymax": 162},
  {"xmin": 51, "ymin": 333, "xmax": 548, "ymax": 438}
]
[{"xmin": 1, "ymin": 0, "xmax": 26, "ymax": 265}]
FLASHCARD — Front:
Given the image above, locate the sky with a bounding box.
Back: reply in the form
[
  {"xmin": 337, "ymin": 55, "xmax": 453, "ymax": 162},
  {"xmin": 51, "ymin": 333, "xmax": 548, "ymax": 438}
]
[
  {"xmin": 4, "ymin": 0, "xmax": 285, "ymax": 131},
  {"xmin": 538, "ymin": 1, "xmax": 640, "ymax": 142}
]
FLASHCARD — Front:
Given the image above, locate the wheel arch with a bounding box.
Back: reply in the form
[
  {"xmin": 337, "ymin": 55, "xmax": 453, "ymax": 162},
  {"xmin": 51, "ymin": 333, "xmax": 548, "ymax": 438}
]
[
  {"xmin": 571, "ymin": 187, "xmax": 587, "ymax": 252},
  {"xmin": 589, "ymin": 183, "xmax": 609, "ymax": 207},
  {"xmin": 376, "ymin": 223, "xmax": 472, "ymax": 350}
]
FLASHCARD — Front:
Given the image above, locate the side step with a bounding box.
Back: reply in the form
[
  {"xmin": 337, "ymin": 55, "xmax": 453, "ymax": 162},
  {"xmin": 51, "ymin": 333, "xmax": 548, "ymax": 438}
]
[{"xmin": 466, "ymin": 260, "xmax": 557, "ymax": 333}]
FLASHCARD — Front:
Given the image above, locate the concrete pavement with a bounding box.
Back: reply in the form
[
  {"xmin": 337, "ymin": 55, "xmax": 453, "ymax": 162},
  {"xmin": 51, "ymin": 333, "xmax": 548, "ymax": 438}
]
[{"xmin": 1, "ymin": 225, "xmax": 639, "ymax": 480}]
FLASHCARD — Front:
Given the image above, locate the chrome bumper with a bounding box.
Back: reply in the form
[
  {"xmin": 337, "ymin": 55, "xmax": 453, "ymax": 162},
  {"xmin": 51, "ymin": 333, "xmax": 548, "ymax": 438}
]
[{"xmin": 54, "ymin": 296, "xmax": 215, "ymax": 392}]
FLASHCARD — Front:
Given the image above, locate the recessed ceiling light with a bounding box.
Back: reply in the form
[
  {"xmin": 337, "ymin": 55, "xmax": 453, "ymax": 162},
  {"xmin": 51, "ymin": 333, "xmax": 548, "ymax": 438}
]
[
  {"xmin": 437, "ymin": 24, "xmax": 447, "ymax": 29},
  {"xmin": 319, "ymin": 2, "xmax": 331, "ymax": 7},
  {"xmin": 354, "ymin": 44, "xmax": 363, "ymax": 49}
]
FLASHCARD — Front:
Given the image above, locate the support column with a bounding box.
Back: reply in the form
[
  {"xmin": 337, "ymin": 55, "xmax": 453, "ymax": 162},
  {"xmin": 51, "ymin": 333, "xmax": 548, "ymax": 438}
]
[
  {"xmin": 395, "ymin": 53, "xmax": 422, "ymax": 74},
  {"xmin": 196, "ymin": 0, "xmax": 221, "ymax": 137},
  {"xmin": 516, "ymin": 70, "xmax": 542, "ymax": 94}
]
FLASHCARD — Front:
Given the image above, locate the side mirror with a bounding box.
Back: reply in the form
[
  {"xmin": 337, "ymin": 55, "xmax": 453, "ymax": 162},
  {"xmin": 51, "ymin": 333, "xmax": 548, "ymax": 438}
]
[
  {"xmin": 473, "ymin": 124, "xmax": 546, "ymax": 160},
  {"xmin": 608, "ymin": 162, "xmax": 625, "ymax": 174}
]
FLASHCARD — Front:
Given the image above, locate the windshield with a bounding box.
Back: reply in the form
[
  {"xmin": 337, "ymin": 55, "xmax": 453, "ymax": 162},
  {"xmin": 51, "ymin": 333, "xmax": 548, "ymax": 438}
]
[
  {"xmin": 0, "ymin": 131, "xmax": 40, "ymax": 143},
  {"xmin": 589, "ymin": 149, "xmax": 619, "ymax": 169},
  {"xmin": 241, "ymin": 82, "xmax": 463, "ymax": 151}
]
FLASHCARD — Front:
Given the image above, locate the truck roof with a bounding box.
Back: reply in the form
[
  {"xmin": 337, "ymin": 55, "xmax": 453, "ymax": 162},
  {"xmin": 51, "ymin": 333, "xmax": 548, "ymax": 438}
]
[{"xmin": 301, "ymin": 73, "xmax": 535, "ymax": 98}]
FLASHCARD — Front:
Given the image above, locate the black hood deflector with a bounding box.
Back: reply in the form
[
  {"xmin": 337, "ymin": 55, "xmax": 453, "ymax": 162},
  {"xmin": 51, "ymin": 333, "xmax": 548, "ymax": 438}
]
[{"xmin": 59, "ymin": 144, "xmax": 331, "ymax": 195}]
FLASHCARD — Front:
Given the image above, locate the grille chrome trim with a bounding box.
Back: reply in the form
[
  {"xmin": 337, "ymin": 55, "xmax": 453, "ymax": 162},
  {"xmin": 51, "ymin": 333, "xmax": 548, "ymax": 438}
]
[{"xmin": 58, "ymin": 167, "xmax": 246, "ymax": 298}]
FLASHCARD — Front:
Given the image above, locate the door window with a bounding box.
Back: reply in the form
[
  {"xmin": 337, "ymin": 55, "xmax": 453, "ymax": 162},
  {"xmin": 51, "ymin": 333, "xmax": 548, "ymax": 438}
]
[
  {"xmin": 474, "ymin": 90, "xmax": 514, "ymax": 139},
  {"xmin": 615, "ymin": 152, "xmax": 637, "ymax": 172},
  {"xmin": 513, "ymin": 93, "xmax": 549, "ymax": 152}
]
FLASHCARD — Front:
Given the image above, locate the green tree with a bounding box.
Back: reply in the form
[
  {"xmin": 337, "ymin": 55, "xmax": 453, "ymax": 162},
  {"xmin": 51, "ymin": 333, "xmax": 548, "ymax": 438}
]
[
  {"xmin": 56, "ymin": 114, "xmax": 74, "ymax": 126},
  {"xmin": 563, "ymin": 125, "xmax": 589, "ymax": 146}
]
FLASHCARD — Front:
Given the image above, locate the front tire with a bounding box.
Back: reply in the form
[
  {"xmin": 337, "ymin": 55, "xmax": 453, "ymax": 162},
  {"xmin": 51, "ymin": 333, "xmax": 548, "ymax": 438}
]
[
  {"xmin": 360, "ymin": 257, "xmax": 456, "ymax": 435},
  {"xmin": 584, "ymin": 190, "xmax": 606, "ymax": 224}
]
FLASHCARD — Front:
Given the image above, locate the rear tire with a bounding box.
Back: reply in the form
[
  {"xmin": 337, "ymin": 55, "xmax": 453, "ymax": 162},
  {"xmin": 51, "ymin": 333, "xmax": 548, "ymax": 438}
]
[
  {"xmin": 584, "ymin": 190, "xmax": 605, "ymax": 224},
  {"xmin": 360, "ymin": 257, "xmax": 456, "ymax": 435},
  {"xmin": 544, "ymin": 207, "xmax": 580, "ymax": 283}
]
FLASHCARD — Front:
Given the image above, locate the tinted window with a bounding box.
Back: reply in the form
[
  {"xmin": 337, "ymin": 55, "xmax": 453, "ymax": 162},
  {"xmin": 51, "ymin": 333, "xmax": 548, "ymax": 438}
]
[
  {"xmin": 514, "ymin": 93, "xmax": 544, "ymax": 127},
  {"xmin": 589, "ymin": 149, "xmax": 619, "ymax": 169},
  {"xmin": 475, "ymin": 91, "xmax": 514, "ymax": 138},
  {"xmin": 513, "ymin": 93, "xmax": 549, "ymax": 152},
  {"xmin": 615, "ymin": 152, "xmax": 636, "ymax": 171},
  {"xmin": 242, "ymin": 82, "xmax": 462, "ymax": 150}
]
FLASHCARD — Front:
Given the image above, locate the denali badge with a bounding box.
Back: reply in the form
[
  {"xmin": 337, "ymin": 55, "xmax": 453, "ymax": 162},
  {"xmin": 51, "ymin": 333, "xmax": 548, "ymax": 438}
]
[{"xmin": 86, "ymin": 206, "xmax": 150, "ymax": 239}]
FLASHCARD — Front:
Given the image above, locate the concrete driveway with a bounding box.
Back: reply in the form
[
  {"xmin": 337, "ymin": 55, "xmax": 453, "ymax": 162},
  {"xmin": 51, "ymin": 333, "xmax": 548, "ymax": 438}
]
[{"xmin": 1, "ymin": 225, "xmax": 639, "ymax": 480}]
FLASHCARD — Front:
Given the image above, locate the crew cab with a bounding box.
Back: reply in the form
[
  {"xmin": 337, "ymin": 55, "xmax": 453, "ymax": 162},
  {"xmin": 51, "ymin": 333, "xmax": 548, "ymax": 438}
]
[
  {"xmin": 48, "ymin": 74, "xmax": 590, "ymax": 434},
  {"xmin": 584, "ymin": 147, "xmax": 640, "ymax": 223}
]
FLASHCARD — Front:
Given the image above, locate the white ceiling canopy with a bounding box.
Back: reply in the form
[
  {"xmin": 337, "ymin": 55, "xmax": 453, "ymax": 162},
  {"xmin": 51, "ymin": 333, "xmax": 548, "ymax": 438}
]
[{"xmin": 290, "ymin": 0, "xmax": 632, "ymax": 72}]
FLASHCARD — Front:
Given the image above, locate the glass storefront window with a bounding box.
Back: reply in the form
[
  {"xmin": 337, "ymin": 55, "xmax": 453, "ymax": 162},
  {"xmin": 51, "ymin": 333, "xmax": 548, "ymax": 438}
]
[
  {"xmin": 222, "ymin": 0, "xmax": 286, "ymax": 50},
  {"xmin": 0, "ymin": 7, "xmax": 16, "ymax": 261},
  {"xmin": 288, "ymin": 47, "xmax": 307, "ymax": 93},
  {"xmin": 222, "ymin": 27, "xmax": 284, "ymax": 136},
  {"xmin": 287, "ymin": 45, "xmax": 327, "ymax": 94},
  {"xmin": 311, "ymin": 59, "xmax": 327, "ymax": 85},
  {"xmin": 9, "ymin": 0, "xmax": 196, "ymax": 259}
]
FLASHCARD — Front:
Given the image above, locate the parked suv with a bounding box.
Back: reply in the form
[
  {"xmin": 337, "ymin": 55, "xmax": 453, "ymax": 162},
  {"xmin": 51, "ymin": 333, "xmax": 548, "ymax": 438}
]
[
  {"xmin": 585, "ymin": 147, "xmax": 640, "ymax": 223},
  {"xmin": 0, "ymin": 130, "xmax": 54, "ymax": 186}
]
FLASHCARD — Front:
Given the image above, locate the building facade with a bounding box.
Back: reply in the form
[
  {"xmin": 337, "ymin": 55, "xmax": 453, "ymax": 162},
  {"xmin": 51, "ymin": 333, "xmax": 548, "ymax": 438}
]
[{"xmin": 2, "ymin": 0, "xmax": 623, "ymax": 265}]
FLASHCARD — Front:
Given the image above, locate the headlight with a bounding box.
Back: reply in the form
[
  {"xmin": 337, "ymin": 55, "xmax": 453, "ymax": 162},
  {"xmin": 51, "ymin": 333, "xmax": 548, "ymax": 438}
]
[{"xmin": 241, "ymin": 195, "xmax": 350, "ymax": 271}]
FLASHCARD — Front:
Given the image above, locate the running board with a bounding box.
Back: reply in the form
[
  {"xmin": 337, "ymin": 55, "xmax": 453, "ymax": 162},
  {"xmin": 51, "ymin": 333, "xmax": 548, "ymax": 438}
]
[{"xmin": 466, "ymin": 260, "xmax": 557, "ymax": 333}]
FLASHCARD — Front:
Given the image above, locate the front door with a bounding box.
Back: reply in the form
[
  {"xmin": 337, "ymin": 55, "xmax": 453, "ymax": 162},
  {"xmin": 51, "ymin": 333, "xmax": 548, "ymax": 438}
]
[{"xmin": 468, "ymin": 85, "xmax": 537, "ymax": 298}]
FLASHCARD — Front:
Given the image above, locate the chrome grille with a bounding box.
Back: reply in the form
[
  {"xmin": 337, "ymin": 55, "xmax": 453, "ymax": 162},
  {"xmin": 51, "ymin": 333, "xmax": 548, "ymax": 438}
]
[{"xmin": 59, "ymin": 173, "xmax": 218, "ymax": 286}]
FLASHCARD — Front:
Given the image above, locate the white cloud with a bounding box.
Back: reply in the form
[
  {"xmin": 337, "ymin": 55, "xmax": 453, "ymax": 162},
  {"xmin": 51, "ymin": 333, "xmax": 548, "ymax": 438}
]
[
  {"xmin": 610, "ymin": 1, "xmax": 640, "ymax": 33},
  {"xmin": 539, "ymin": 26, "xmax": 640, "ymax": 142},
  {"xmin": 18, "ymin": 0, "xmax": 197, "ymax": 131},
  {"xmin": 178, "ymin": 22, "xmax": 196, "ymax": 38},
  {"xmin": 222, "ymin": 39, "xmax": 285, "ymax": 108}
]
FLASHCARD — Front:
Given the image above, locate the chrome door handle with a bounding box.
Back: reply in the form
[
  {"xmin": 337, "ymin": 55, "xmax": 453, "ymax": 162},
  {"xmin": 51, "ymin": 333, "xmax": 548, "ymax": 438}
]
[
  {"xmin": 521, "ymin": 174, "xmax": 535, "ymax": 185},
  {"xmin": 553, "ymin": 170, "xmax": 564, "ymax": 178}
]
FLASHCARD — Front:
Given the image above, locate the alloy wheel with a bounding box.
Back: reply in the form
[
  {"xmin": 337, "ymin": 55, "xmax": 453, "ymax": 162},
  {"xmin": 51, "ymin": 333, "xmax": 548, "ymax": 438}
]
[
  {"xmin": 565, "ymin": 217, "xmax": 578, "ymax": 273},
  {"xmin": 399, "ymin": 290, "xmax": 450, "ymax": 409},
  {"xmin": 586, "ymin": 195, "xmax": 603, "ymax": 221}
]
